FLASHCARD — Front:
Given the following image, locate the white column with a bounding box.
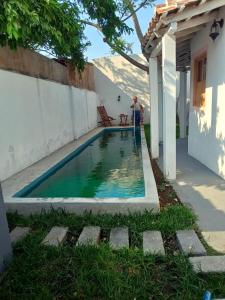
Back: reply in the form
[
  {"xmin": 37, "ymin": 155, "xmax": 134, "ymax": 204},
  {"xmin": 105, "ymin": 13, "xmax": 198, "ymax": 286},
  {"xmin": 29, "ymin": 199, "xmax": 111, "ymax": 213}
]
[
  {"xmin": 178, "ymin": 71, "xmax": 187, "ymax": 138},
  {"xmin": 0, "ymin": 183, "xmax": 12, "ymax": 272},
  {"xmin": 149, "ymin": 57, "xmax": 159, "ymax": 158},
  {"xmin": 158, "ymin": 66, "xmax": 163, "ymax": 143},
  {"xmin": 162, "ymin": 33, "xmax": 176, "ymax": 180}
]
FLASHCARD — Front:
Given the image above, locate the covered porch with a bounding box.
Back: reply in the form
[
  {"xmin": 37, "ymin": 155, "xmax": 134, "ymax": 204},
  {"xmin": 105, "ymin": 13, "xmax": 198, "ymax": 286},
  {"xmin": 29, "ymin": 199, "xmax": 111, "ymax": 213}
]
[
  {"xmin": 145, "ymin": 0, "xmax": 225, "ymax": 180},
  {"xmin": 158, "ymin": 138, "xmax": 225, "ymax": 252},
  {"xmin": 144, "ymin": 0, "xmax": 225, "ymax": 252}
]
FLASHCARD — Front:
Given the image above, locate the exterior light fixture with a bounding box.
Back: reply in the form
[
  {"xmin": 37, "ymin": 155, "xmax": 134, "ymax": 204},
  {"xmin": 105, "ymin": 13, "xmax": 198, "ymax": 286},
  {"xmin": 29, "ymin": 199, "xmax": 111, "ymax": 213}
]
[
  {"xmin": 209, "ymin": 19, "xmax": 224, "ymax": 41},
  {"xmin": 117, "ymin": 95, "xmax": 121, "ymax": 102}
]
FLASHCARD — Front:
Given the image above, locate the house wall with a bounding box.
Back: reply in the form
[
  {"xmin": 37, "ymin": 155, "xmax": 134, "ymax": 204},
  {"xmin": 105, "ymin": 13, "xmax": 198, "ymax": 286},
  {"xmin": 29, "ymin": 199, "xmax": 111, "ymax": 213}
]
[
  {"xmin": 93, "ymin": 55, "xmax": 150, "ymax": 124},
  {"xmin": 0, "ymin": 69, "xmax": 99, "ymax": 181},
  {"xmin": 188, "ymin": 6, "xmax": 225, "ymax": 179}
]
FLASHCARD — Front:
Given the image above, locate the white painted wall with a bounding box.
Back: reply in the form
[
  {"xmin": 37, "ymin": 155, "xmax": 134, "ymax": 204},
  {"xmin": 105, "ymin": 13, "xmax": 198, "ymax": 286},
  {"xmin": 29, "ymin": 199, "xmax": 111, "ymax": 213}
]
[
  {"xmin": 0, "ymin": 69, "xmax": 99, "ymax": 180},
  {"xmin": 93, "ymin": 55, "xmax": 150, "ymax": 124},
  {"xmin": 188, "ymin": 6, "xmax": 225, "ymax": 179}
]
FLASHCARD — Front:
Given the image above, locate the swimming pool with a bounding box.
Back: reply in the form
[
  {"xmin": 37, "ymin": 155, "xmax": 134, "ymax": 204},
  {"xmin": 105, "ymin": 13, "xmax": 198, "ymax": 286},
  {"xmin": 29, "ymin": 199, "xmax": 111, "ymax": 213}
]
[
  {"xmin": 5, "ymin": 127, "xmax": 159, "ymax": 215},
  {"xmin": 15, "ymin": 129, "xmax": 145, "ymax": 198}
]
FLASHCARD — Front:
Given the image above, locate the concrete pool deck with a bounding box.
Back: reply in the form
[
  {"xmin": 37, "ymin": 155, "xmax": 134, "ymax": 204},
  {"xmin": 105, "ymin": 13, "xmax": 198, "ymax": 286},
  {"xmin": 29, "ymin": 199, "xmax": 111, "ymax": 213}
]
[
  {"xmin": 2, "ymin": 126, "xmax": 159, "ymax": 215},
  {"xmin": 158, "ymin": 138, "xmax": 225, "ymax": 253}
]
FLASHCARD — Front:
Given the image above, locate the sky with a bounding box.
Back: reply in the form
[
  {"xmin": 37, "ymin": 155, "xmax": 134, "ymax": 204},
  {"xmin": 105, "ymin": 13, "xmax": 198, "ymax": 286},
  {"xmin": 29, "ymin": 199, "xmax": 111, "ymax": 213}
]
[{"xmin": 84, "ymin": 0, "xmax": 162, "ymax": 61}]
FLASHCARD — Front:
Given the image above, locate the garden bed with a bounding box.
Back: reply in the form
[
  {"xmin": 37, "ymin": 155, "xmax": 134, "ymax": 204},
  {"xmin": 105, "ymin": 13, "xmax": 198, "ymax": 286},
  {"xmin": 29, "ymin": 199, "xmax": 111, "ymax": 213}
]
[{"xmin": 144, "ymin": 124, "xmax": 181, "ymax": 208}]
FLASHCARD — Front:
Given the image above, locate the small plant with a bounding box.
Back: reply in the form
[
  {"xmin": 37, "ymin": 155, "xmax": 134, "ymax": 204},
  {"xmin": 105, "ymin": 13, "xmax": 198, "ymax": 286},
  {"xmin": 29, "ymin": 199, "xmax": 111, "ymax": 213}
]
[{"xmin": 158, "ymin": 182, "xmax": 166, "ymax": 192}]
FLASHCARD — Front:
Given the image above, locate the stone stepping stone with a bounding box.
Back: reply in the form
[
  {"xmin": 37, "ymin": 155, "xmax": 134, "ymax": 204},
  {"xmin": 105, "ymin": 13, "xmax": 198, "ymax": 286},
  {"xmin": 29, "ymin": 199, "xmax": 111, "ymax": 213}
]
[
  {"xmin": 176, "ymin": 230, "xmax": 207, "ymax": 256},
  {"xmin": 76, "ymin": 226, "xmax": 101, "ymax": 246},
  {"xmin": 110, "ymin": 227, "xmax": 129, "ymax": 250},
  {"xmin": 143, "ymin": 231, "xmax": 165, "ymax": 256},
  {"xmin": 10, "ymin": 226, "xmax": 31, "ymax": 244},
  {"xmin": 189, "ymin": 256, "xmax": 225, "ymax": 273},
  {"xmin": 42, "ymin": 226, "xmax": 68, "ymax": 247}
]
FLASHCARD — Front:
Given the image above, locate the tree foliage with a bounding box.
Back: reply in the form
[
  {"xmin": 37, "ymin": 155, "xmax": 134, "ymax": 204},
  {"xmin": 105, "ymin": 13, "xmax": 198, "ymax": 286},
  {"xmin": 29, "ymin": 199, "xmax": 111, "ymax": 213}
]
[{"xmin": 0, "ymin": 0, "xmax": 154, "ymax": 71}]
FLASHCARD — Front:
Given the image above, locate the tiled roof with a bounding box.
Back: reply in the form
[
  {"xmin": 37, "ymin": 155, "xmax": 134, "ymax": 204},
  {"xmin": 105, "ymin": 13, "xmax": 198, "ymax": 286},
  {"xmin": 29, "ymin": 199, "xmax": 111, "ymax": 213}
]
[{"xmin": 142, "ymin": 0, "xmax": 201, "ymax": 49}]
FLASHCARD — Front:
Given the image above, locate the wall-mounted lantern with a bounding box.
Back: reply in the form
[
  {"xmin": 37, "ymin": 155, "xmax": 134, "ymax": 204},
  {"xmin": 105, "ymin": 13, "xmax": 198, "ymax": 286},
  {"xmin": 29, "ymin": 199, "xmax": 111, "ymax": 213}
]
[
  {"xmin": 209, "ymin": 19, "xmax": 224, "ymax": 41},
  {"xmin": 117, "ymin": 95, "xmax": 121, "ymax": 102}
]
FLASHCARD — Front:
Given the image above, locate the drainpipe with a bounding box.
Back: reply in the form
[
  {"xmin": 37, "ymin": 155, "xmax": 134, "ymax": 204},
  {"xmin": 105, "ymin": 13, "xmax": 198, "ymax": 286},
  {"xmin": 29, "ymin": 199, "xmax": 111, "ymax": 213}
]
[{"xmin": 0, "ymin": 182, "xmax": 12, "ymax": 273}]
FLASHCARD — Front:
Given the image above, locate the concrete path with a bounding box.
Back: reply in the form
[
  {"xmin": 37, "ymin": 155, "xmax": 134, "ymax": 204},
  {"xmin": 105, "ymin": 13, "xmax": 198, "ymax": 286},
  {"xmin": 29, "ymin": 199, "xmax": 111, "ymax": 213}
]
[
  {"xmin": 158, "ymin": 139, "xmax": 225, "ymax": 253},
  {"xmin": 42, "ymin": 226, "xmax": 68, "ymax": 247},
  {"xmin": 110, "ymin": 227, "xmax": 129, "ymax": 250},
  {"xmin": 143, "ymin": 231, "xmax": 165, "ymax": 255},
  {"xmin": 76, "ymin": 226, "xmax": 101, "ymax": 246},
  {"xmin": 176, "ymin": 230, "xmax": 206, "ymax": 256},
  {"xmin": 10, "ymin": 227, "xmax": 31, "ymax": 244},
  {"xmin": 189, "ymin": 256, "xmax": 225, "ymax": 273}
]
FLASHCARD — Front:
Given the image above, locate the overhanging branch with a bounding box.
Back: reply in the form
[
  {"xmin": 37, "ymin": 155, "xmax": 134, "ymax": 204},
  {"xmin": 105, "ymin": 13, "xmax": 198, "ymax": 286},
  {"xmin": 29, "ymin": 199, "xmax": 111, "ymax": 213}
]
[
  {"xmin": 82, "ymin": 19, "xmax": 149, "ymax": 73},
  {"xmin": 103, "ymin": 38, "xmax": 148, "ymax": 73},
  {"xmin": 122, "ymin": 0, "xmax": 149, "ymax": 22}
]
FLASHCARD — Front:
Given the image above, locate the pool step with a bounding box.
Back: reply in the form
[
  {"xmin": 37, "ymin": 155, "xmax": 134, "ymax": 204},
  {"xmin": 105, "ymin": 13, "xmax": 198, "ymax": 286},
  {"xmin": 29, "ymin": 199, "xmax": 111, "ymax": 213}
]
[
  {"xmin": 110, "ymin": 227, "xmax": 129, "ymax": 250},
  {"xmin": 42, "ymin": 226, "xmax": 68, "ymax": 247},
  {"xmin": 176, "ymin": 230, "xmax": 207, "ymax": 256},
  {"xmin": 189, "ymin": 256, "xmax": 225, "ymax": 273},
  {"xmin": 76, "ymin": 226, "xmax": 101, "ymax": 246},
  {"xmin": 10, "ymin": 226, "xmax": 31, "ymax": 244},
  {"xmin": 143, "ymin": 231, "xmax": 165, "ymax": 256}
]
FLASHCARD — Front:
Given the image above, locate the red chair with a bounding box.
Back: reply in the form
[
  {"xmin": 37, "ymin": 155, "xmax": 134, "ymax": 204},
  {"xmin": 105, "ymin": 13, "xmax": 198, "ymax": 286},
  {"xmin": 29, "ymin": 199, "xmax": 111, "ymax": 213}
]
[{"xmin": 97, "ymin": 106, "xmax": 116, "ymax": 127}]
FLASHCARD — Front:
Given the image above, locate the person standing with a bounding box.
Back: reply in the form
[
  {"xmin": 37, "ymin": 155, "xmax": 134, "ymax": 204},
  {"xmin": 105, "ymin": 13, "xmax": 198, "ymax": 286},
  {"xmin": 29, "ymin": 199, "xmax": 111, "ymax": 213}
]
[{"xmin": 130, "ymin": 96, "xmax": 143, "ymax": 127}]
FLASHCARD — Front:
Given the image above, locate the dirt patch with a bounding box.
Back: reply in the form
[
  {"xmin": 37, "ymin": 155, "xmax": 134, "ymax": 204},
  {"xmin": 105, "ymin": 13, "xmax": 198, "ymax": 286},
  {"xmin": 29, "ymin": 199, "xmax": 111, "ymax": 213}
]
[
  {"xmin": 66, "ymin": 231, "xmax": 78, "ymax": 246},
  {"xmin": 151, "ymin": 159, "xmax": 181, "ymax": 208},
  {"xmin": 162, "ymin": 234, "xmax": 180, "ymax": 256}
]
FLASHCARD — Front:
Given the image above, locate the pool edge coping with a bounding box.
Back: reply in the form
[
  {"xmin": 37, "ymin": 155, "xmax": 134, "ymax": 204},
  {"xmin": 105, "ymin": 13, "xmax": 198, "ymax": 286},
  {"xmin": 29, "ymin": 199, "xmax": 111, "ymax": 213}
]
[{"xmin": 4, "ymin": 126, "xmax": 160, "ymax": 215}]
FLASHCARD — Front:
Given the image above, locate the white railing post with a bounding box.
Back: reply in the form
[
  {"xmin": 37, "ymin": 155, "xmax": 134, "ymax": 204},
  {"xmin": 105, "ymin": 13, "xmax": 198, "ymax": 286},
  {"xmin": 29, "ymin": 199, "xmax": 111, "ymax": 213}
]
[
  {"xmin": 158, "ymin": 66, "xmax": 163, "ymax": 143},
  {"xmin": 149, "ymin": 57, "xmax": 159, "ymax": 158},
  {"xmin": 162, "ymin": 32, "xmax": 177, "ymax": 180}
]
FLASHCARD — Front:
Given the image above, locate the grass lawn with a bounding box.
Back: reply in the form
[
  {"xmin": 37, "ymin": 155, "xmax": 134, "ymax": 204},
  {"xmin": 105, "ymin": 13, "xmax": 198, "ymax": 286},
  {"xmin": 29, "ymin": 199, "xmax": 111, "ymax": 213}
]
[
  {"xmin": 1, "ymin": 207, "xmax": 225, "ymax": 299},
  {"xmin": 144, "ymin": 124, "xmax": 180, "ymax": 146}
]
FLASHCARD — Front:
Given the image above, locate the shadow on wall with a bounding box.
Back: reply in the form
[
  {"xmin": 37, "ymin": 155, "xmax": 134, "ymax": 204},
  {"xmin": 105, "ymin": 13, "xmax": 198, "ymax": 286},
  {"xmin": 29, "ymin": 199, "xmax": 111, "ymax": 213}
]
[
  {"xmin": 93, "ymin": 54, "xmax": 150, "ymax": 124},
  {"xmin": 189, "ymin": 72, "xmax": 225, "ymax": 180},
  {"xmin": 94, "ymin": 68, "xmax": 133, "ymax": 125}
]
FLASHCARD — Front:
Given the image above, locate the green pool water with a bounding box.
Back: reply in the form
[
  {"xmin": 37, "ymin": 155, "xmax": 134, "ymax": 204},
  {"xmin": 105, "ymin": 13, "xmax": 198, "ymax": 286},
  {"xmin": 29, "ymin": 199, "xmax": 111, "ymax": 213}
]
[{"xmin": 26, "ymin": 129, "xmax": 145, "ymax": 198}]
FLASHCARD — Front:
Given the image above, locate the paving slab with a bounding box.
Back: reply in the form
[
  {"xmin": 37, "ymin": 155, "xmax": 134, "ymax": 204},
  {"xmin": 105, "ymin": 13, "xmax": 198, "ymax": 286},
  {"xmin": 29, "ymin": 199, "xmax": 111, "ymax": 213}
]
[
  {"xmin": 189, "ymin": 256, "xmax": 225, "ymax": 273},
  {"xmin": 76, "ymin": 226, "xmax": 101, "ymax": 246},
  {"xmin": 42, "ymin": 226, "xmax": 68, "ymax": 247},
  {"xmin": 143, "ymin": 231, "xmax": 165, "ymax": 255},
  {"xmin": 10, "ymin": 226, "xmax": 31, "ymax": 244},
  {"xmin": 176, "ymin": 230, "xmax": 207, "ymax": 256},
  {"xmin": 110, "ymin": 227, "xmax": 129, "ymax": 250}
]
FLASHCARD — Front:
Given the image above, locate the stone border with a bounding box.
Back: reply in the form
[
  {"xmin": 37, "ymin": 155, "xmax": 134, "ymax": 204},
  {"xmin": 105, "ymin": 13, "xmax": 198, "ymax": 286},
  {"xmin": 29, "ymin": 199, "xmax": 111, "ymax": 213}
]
[{"xmin": 4, "ymin": 126, "xmax": 159, "ymax": 215}]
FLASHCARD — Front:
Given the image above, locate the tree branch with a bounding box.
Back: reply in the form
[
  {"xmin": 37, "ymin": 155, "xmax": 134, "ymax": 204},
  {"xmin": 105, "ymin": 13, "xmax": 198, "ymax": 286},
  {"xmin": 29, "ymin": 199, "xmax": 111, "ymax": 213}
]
[
  {"xmin": 103, "ymin": 38, "xmax": 148, "ymax": 73},
  {"xmin": 131, "ymin": 11, "xmax": 143, "ymax": 43},
  {"xmin": 122, "ymin": 0, "xmax": 149, "ymax": 22},
  {"xmin": 82, "ymin": 19, "xmax": 149, "ymax": 73},
  {"xmin": 124, "ymin": 1, "xmax": 149, "ymax": 62},
  {"xmin": 79, "ymin": 20, "xmax": 101, "ymax": 30}
]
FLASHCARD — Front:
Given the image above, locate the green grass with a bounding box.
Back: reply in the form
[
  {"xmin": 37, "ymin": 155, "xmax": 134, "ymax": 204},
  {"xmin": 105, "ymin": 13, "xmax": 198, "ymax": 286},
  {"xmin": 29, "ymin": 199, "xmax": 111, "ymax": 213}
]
[
  {"xmin": 1, "ymin": 207, "xmax": 225, "ymax": 299},
  {"xmin": 7, "ymin": 205, "xmax": 196, "ymax": 248},
  {"xmin": 144, "ymin": 124, "xmax": 180, "ymax": 145},
  {"xmin": 144, "ymin": 124, "xmax": 150, "ymax": 147}
]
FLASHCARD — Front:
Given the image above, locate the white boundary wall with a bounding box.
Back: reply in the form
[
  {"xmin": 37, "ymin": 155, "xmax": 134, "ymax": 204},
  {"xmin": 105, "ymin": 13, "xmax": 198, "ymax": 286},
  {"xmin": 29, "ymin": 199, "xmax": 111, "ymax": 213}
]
[
  {"xmin": 0, "ymin": 69, "xmax": 99, "ymax": 180},
  {"xmin": 93, "ymin": 55, "xmax": 150, "ymax": 124},
  {"xmin": 188, "ymin": 7, "xmax": 225, "ymax": 179}
]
